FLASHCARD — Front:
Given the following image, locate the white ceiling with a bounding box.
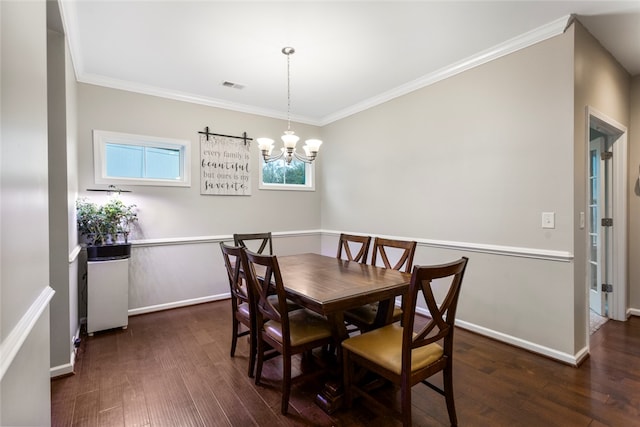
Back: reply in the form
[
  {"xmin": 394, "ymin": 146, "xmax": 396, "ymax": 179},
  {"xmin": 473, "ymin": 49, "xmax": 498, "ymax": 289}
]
[{"xmin": 59, "ymin": 1, "xmax": 640, "ymax": 126}]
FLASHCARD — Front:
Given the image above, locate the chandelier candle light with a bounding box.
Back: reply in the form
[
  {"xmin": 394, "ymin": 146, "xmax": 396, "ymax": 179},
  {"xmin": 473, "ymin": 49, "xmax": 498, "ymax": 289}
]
[{"xmin": 257, "ymin": 47, "xmax": 322, "ymax": 164}]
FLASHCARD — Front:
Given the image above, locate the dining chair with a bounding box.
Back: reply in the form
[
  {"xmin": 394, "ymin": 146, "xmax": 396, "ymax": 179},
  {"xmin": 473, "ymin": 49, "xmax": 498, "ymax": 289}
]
[
  {"xmin": 240, "ymin": 248, "xmax": 336, "ymax": 415},
  {"xmin": 342, "ymin": 257, "xmax": 469, "ymax": 427},
  {"xmin": 233, "ymin": 232, "xmax": 273, "ymax": 255},
  {"xmin": 344, "ymin": 237, "xmax": 417, "ymax": 331},
  {"xmin": 336, "ymin": 233, "xmax": 371, "ymax": 263},
  {"xmin": 220, "ymin": 242, "xmax": 257, "ymax": 378}
]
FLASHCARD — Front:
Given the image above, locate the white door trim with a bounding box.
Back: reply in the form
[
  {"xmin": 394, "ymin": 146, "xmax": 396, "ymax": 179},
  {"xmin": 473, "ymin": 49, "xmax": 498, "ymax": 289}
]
[{"xmin": 586, "ymin": 107, "xmax": 628, "ymax": 323}]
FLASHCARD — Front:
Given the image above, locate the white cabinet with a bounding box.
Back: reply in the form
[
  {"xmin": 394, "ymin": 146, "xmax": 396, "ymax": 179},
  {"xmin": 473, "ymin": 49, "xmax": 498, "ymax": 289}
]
[{"xmin": 87, "ymin": 258, "xmax": 129, "ymax": 335}]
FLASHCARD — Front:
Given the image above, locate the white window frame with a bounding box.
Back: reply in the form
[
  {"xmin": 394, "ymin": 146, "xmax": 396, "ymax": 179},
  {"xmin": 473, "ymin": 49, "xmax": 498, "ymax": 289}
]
[
  {"xmin": 93, "ymin": 130, "xmax": 191, "ymax": 187},
  {"xmin": 258, "ymin": 159, "xmax": 316, "ymax": 191}
]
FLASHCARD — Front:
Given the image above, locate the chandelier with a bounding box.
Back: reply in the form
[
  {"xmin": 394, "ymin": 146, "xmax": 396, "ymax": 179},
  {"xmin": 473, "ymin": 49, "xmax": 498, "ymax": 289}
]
[{"xmin": 256, "ymin": 47, "xmax": 322, "ymax": 164}]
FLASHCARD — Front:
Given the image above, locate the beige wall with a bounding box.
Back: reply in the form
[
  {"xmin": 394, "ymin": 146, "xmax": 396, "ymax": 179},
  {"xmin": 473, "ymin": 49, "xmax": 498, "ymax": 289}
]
[
  {"xmin": 76, "ymin": 84, "xmax": 322, "ymax": 312},
  {"xmin": 573, "ymin": 21, "xmax": 631, "ymax": 348},
  {"xmin": 77, "ymin": 84, "xmax": 322, "ymax": 239},
  {"xmin": 72, "ymin": 19, "xmax": 635, "ymax": 363},
  {"xmin": 1, "ymin": 0, "xmax": 52, "ymax": 424},
  {"xmin": 629, "ymin": 75, "xmax": 640, "ymax": 310},
  {"xmin": 320, "ymin": 29, "xmax": 579, "ymax": 357},
  {"xmin": 47, "ymin": 0, "xmax": 81, "ymax": 375}
]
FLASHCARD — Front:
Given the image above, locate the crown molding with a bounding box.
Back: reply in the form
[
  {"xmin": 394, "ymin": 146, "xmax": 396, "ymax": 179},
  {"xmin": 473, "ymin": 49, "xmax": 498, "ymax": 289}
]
[
  {"xmin": 76, "ymin": 73, "xmax": 321, "ymax": 127},
  {"xmin": 62, "ymin": 3, "xmax": 570, "ymax": 128},
  {"xmin": 319, "ymin": 15, "xmax": 572, "ymax": 126}
]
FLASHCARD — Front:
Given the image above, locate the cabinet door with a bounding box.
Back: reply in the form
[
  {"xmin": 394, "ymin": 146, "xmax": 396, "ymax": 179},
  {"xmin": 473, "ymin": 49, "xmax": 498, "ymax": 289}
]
[{"xmin": 87, "ymin": 258, "xmax": 129, "ymax": 334}]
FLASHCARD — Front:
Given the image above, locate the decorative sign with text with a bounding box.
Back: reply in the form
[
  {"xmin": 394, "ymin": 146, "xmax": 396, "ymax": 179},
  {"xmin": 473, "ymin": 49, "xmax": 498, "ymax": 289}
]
[{"xmin": 200, "ymin": 134, "xmax": 251, "ymax": 196}]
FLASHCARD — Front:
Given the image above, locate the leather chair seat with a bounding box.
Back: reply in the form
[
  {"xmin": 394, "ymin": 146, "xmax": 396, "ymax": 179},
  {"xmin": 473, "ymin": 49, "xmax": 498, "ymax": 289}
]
[
  {"xmin": 237, "ymin": 302, "xmax": 251, "ymax": 320},
  {"xmin": 267, "ymin": 294, "xmax": 300, "ymax": 312},
  {"xmin": 345, "ymin": 303, "xmax": 403, "ymax": 326},
  {"xmin": 342, "ymin": 323, "xmax": 443, "ymax": 376},
  {"xmin": 239, "ymin": 284, "xmax": 299, "ymax": 313},
  {"xmin": 264, "ymin": 309, "xmax": 333, "ymax": 347}
]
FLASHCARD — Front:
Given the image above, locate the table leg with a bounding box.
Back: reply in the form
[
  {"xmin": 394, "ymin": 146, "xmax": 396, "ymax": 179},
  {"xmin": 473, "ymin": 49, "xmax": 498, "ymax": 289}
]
[
  {"xmin": 315, "ymin": 299, "xmax": 399, "ymax": 414},
  {"xmin": 374, "ymin": 297, "xmax": 395, "ymax": 326},
  {"xmin": 315, "ymin": 311, "xmax": 347, "ymax": 414}
]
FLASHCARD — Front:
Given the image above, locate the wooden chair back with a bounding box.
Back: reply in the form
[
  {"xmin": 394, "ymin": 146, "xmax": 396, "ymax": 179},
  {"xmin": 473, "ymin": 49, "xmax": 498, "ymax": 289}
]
[
  {"xmin": 220, "ymin": 241, "xmax": 258, "ymax": 377},
  {"xmin": 234, "ymin": 232, "xmax": 273, "ymax": 255},
  {"xmin": 371, "ymin": 237, "xmax": 417, "ymax": 273},
  {"xmin": 220, "ymin": 242, "xmax": 251, "ymax": 311},
  {"xmin": 402, "ymin": 257, "xmax": 469, "ymax": 375},
  {"xmin": 341, "ymin": 256, "xmax": 469, "ymax": 426},
  {"xmin": 241, "ymin": 249, "xmax": 289, "ymax": 344},
  {"xmin": 336, "ymin": 233, "xmax": 371, "ymax": 263},
  {"xmin": 240, "ymin": 248, "xmax": 334, "ymax": 415}
]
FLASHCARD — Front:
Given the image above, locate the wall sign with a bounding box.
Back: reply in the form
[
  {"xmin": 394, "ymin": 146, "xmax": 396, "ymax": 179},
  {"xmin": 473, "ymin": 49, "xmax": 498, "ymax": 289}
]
[{"xmin": 199, "ymin": 133, "xmax": 251, "ymax": 196}]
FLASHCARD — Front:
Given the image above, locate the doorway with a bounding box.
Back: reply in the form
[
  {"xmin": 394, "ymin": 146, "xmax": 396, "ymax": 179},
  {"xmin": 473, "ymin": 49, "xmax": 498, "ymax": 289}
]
[
  {"xmin": 586, "ymin": 108, "xmax": 628, "ymax": 336},
  {"xmin": 588, "ymin": 131, "xmax": 610, "ymax": 326}
]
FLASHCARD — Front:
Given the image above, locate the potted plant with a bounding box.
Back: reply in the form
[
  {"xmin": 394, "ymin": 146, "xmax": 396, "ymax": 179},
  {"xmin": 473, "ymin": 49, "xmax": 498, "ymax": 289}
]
[{"xmin": 76, "ymin": 198, "xmax": 138, "ymax": 260}]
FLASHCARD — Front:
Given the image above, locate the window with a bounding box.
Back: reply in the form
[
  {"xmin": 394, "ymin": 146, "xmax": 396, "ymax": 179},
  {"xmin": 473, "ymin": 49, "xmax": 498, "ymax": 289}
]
[
  {"xmin": 93, "ymin": 130, "xmax": 191, "ymax": 187},
  {"xmin": 259, "ymin": 158, "xmax": 316, "ymax": 191}
]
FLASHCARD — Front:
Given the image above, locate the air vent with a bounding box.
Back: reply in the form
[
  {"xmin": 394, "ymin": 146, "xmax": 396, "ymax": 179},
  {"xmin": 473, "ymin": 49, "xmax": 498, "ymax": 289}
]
[{"xmin": 221, "ymin": 81, "xmax": 245, "ymax": 90}]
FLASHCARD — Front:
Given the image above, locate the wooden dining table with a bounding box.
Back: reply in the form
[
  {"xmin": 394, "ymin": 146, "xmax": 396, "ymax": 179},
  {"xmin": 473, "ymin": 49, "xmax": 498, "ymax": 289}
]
[{"xmin": 273, "ymin": 253, "xmax": 412, "ymax": 413}]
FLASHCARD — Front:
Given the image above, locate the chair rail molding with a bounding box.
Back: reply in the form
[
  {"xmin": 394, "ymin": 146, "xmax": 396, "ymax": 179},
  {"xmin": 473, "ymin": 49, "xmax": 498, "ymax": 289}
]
[
  {"xmin": 130, "ymin": 230, "xmax": 323, "ymax": 248},
  {"xmin": 69, "ymin": 244, "xmax": 82, "ymax": 263},
  {"xmin": 0, "ymin": 286, "xmax": 55, "ymax": 381},
  {"xmin": 129, "ymin": 229, "xmax": 573, "ymax": 262},
  {"xmin": 322, "ymin": 230, "xmax": 573, "ymax": 262}
]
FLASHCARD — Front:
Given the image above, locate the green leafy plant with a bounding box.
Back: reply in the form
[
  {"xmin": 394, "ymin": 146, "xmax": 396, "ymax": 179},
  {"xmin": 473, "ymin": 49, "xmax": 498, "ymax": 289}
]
[{"xmin": 76, "ymin": 198, "xmax": 138, "ymax": 246}]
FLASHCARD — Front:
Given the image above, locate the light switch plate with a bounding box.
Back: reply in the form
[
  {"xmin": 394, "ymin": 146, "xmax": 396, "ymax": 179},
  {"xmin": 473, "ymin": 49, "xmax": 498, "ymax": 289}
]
[{"xmin": 542, "ymin": 212, "xmax": 555, "ymax": 229}]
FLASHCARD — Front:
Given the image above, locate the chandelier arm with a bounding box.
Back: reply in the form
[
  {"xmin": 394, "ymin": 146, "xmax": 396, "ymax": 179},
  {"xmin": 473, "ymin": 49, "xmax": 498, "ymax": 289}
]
[
  {"xmin": 257, "ymin": 47, "xmax": 320, "ymax": 165},
  {"xmin": 292, "ymin": 151, "xmax": 315, "ymax": 164},
  {"xmin": 262, "ymin": 150, "xmax": 285, "ymax": 163}
]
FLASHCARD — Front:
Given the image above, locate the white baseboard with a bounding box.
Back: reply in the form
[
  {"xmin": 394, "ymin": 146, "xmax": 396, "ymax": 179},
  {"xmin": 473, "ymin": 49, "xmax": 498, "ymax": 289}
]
[
  {"xmin": 453, "ymin": 319, "xmax": 582, "ymax": 366},
  {"xmin": 50, "ymin": 325, "xmax": 82, "ymax": 378},
  {"xmin": 404, "ymin": 305, "xmax": 584, "ymax": 365},
  {"xmin": 574, "ymin": 346, "xmax": 590, "ymax": 366},
  {"xmin": 50, "ymin": 361, "xmax": 74, "ymax": 378},
  {"xmin": 130, "ymin": 294, "xmax": 588, "ymax": 365},
  {"xmin": 627, "ymin": 308, "xmax": 640, "ymax": 317},
  {"xmin": 128, "ymin": 293, "xmax": 230, "ymax": 316}
]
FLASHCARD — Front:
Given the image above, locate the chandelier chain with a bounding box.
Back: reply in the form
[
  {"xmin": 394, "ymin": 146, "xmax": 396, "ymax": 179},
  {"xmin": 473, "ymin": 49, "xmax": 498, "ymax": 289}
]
[
  {"xmin": 256, "ymin": 46, "xmax": 322, "ymax": 165},
  {"xmin": 286, "ymin": 51, "xmax": 291, "ymax": 131}
]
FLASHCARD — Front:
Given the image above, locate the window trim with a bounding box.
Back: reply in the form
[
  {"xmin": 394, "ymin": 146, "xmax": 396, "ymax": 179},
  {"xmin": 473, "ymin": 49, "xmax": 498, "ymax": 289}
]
[
  {"xmin": 93, "ymin": 130, "xmax": 191, "ymax": 187},
  {"xmin": 258, "ymin": 158, "xmax": 316, "ymax": 191}
]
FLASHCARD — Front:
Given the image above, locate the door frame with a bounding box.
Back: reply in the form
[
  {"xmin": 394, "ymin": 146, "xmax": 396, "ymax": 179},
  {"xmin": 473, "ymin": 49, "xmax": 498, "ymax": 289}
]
[
  {"xmin": 588, "ymin": 135, "xmax": 608, "ymax": 316},
  {"xmin": 586, "ymin": 107, "xmax": 628, "ymax": 324}
]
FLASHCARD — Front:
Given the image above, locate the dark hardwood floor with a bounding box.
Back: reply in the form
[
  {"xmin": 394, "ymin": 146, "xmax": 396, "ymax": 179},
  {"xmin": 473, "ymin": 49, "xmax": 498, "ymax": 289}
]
[{"xmin": 51, "ymin": 301, "xmax": 640, "ymax": 426}]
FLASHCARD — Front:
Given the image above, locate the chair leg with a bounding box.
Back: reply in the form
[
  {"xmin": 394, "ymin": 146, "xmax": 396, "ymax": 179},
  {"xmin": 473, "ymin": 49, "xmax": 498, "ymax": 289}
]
[
  {"xmin": 255, "ymin": 335, "xmax": 264, "ymax": 386},
  {"xmin": 342, "ymin": 349, "xmax": 353, "ymax": 408},
  {"xmin": 281, "ymin": 353, "xmax": 291, "ymax": 415},
  {"xmin": 443, "ymin": 365, "xmax": 458, "ymax": 426},
  {"xmin": 230, "ymin": 316, "xmax": 238, "ymax": 357},
  {"xmin": 401, "ymin": 383, "xmax": 412, "ymax": 427},
  {"xmin": 247, "ymin": 329, "xmax": 256, "ymax": 378}
]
